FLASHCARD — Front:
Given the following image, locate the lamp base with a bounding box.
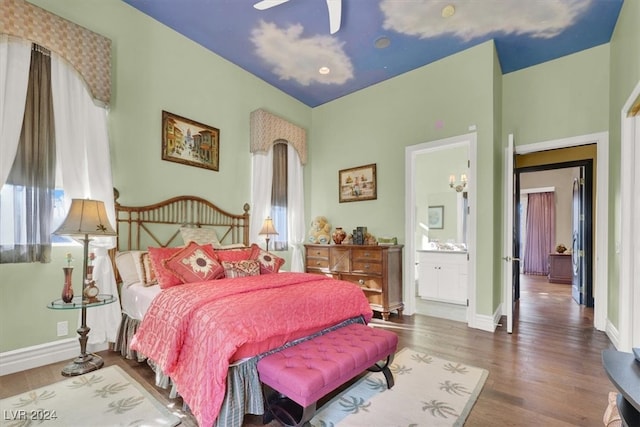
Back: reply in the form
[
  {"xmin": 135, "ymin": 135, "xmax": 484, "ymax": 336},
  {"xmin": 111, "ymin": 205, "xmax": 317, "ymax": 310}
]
[{"xmin": 61, "ymin": 353, "xmax": 104, "ymax": 377}]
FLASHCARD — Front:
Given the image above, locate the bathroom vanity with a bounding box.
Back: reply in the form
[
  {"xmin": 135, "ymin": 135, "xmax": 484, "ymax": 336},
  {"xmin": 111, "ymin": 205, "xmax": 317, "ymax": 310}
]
[{"xmin": 417, "ymin": 249, "xmax": 468, "ymax": 305}]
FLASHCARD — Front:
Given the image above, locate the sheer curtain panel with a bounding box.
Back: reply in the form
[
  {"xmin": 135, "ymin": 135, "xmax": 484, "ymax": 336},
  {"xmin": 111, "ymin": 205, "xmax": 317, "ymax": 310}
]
[
  {"xmin": 286, "ymin": 143, "xmax": 305, "ymax": 272},
  {"xmin": 0, "ymin": 36, "xmax": 31, "ymax": 187},
  {"xmin": 51, "ymin": 53, "xmax": 119, "ymax": 344}
]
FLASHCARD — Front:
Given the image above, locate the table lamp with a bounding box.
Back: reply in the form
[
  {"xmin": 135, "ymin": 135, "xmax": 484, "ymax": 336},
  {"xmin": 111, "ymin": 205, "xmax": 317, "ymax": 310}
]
[
  {"xmin": 258, "ymin": 216, "xmax": 278, "ymax": 251},
  {"xmin": 53, "ymin": 198, "xmax": 116, "ymax": 376}
]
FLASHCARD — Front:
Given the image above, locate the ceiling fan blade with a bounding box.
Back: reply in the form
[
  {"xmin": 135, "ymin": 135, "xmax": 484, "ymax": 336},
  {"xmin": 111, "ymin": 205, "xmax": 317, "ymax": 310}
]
[
  {"xmin": 253, "ymin": 0, "xmax": 290, "ymax": 10},
  {"xmin": 326, "ymin": 0, "xmax": 342, "ymax": 34}
]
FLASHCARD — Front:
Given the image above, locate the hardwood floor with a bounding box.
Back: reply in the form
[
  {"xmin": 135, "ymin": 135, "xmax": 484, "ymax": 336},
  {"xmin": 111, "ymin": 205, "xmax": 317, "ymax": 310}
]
[{"xmin": 1, "ymin": 274, "xmax": 616, "ymax": 426}]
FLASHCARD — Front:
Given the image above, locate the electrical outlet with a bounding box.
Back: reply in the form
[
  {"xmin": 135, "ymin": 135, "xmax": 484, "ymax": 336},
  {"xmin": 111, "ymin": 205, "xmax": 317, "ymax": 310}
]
[{"xmin": 57, "ymin": 321, "xmax": 68, "ymax": 337}]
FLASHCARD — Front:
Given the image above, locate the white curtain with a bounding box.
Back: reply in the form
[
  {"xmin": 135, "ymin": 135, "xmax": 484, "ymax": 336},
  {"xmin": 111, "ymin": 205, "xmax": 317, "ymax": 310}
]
[
  {"xmin": 250, "ymin": 149, "xmax": 274, "ymax": 246},
  {"xmin": 251, "ymin": 145, "xmax": 305, "ymax": 271},
  {"xmin": 287, "ymin": 144, "xmax": 305, "ymax": 272},
  {"xmin": 0, "ymin": 36, "xmax": 31, "ymax": 187},
  {"xmin": 51, "ymin": 53, "xmax": 119, "ymax": 344}
]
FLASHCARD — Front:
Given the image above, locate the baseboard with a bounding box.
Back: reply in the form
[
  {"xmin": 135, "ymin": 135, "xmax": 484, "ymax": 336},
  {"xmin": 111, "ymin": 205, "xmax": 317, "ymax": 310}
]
[
  {"xmin": 605, "ymin": 319, "xmax": 621, "ymax": 350},
  {"xmin": 0, "ymin": 339, "xmax": 109, "ymax": 376},
  {"xmin": 468, "ymin": 308, "xmax": 499, "ymax": 332}
]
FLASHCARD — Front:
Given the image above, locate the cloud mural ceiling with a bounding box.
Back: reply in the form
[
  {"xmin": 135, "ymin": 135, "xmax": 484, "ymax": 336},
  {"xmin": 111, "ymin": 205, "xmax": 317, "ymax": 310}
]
[{"xmin": 122, "ymin": 0, "xmax": 623, "ymax": 107}]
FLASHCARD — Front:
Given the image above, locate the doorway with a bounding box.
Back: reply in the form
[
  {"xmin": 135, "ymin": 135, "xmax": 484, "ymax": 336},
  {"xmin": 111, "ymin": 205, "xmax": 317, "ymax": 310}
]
[
  {"xmin": 404, "ymin": 132, "xmax": 477, "ymax": 325},
  {"xmin": 516, "ymin": 160, "xmax": 594, "ymax": 321},
  {"xmin": 505, "ymin": 135, "xmax": 608, "ymax": 332}
]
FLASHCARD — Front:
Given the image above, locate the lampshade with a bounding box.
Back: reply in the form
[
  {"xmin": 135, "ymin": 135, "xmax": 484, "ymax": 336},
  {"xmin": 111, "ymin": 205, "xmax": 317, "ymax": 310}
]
[
  {"xmin": 258, "ymin": 216, "xmax": 278, "ymax": 236},
  {"xmin": 53, "ymin": 199, "xmax": 116, "ymax": 237}
]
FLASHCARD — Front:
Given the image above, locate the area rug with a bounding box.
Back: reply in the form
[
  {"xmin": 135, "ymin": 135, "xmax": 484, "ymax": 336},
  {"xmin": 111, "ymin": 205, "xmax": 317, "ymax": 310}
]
[
  {"xmin": 310, "ymin": 347, "xmax": 488, "ymax": 427},
  {"xmin": 0, "ymin": 365, "xmax": 181, "ymax": 427}
]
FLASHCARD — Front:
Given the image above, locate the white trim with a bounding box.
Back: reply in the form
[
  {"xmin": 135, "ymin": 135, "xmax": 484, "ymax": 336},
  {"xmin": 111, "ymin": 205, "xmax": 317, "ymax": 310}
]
[
  {"xmin": 0, "ymin": 339, "xmax": 108, "ymax": 376},
  {"xmin": 513, "ymin": 131, "xmax": 608, "ymax": 332},
  {"xmin": 619, "ymin": 79, "xmax": 640, "ymax": 351},
  {"xmin": 520, "ymin": 186, "xmax": 555, "ymax": 194},
  {"xmin": 606, "ymin": 318, "xmax": 621, "ymax": 351},
  {"xmin": 405, "ymin": 132, "xmax": 477, "ymax": 330}
]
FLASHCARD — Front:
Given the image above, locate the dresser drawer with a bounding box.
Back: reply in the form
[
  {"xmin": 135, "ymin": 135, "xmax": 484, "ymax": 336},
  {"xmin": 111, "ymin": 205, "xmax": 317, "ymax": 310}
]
[
  {"xmin": 306, "ymin": 257, "xmax": 329, "ymax": 269},
  {"xmin": 341, "ymin": 274, "xmax": 382, "ymax": 292},
  {"xmin": 352, "ymin": 248, "xmax": 382, "ymax": 262},
  {"xmin": 307, "ymin": 246, "xmax": 329, "ymax": 259},
  {"xmin": 352, "ymin": 260, "xmax": 382, "ymax": 274}
]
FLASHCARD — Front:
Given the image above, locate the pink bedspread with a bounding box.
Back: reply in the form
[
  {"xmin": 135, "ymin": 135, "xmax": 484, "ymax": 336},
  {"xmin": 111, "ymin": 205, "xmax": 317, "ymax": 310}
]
[{"xmin": 130, "ymin": 272, "xmax": 373, "ymax": 427}]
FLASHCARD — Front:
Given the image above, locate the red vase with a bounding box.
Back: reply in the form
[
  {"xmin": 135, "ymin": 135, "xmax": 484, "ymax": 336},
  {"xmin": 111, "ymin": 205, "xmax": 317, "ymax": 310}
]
[
  {"xmin": 332, "ymin": 227, "xmax": 347, "ymax": 244},
  {"xmin": 62, "ymin": 267, "xmax": 74, "ymax": 303}
]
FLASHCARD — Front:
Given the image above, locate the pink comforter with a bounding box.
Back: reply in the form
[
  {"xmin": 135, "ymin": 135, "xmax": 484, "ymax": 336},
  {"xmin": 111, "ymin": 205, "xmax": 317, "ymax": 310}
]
[{"xmin": 130, "ymin": 272, "xmax": 373, "ymax": 427}]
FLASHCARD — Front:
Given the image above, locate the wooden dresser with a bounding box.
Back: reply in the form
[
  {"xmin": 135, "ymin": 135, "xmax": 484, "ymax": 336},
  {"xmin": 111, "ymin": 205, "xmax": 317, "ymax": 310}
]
[{"xmin": 304, "ymin": 244, "xmax": 404, "ymax": 321}]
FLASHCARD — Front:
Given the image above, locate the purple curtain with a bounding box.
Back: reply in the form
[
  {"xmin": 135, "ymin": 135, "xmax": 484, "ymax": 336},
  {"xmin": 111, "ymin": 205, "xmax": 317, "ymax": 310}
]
[{"xmin": 523, "ymin": 192, "xmax": 555, "ymax": 275}]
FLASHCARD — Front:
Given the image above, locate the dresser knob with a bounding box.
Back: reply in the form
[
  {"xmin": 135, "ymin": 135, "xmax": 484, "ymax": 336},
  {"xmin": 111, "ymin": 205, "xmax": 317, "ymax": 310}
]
[
  {"xmin": 358, "ymin": 279, "xmax": 365, "ymax": 285},
  {"xmin": 315, "ymin": 261, "xmax": 321, "ymax": 266},
  {"xmin": 364, "ymin": 264, "xmax": 370, "ymax": 270}
]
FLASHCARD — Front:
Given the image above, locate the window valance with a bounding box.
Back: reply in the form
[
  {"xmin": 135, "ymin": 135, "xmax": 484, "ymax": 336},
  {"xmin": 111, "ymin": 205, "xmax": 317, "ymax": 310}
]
[
  {"xmin": 1, "ymin": 0, "xmax": 111, "ymax": 106},
  {"xmin": 250, "ymin": 109, "xmax": 307, "ymax": 165}
]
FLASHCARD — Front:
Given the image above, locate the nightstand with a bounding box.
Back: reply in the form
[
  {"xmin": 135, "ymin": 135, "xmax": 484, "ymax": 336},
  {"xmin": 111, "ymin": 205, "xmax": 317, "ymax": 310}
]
[{"xmin": 47, "ymin": 294, "xmax": 116, "ymax": 376}]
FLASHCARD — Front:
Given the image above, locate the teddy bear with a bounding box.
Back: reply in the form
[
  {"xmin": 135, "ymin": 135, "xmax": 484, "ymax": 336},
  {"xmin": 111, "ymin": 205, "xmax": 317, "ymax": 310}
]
[{"xmin": 308, "ymin": 216, "xmax": 332, "ymax": 244}]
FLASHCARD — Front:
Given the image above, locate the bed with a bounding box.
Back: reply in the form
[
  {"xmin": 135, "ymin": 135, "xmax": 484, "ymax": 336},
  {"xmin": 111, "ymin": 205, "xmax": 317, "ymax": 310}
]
[{"xmin": 110, "ymin": 192, "xmax": 374, "ymax": 427}]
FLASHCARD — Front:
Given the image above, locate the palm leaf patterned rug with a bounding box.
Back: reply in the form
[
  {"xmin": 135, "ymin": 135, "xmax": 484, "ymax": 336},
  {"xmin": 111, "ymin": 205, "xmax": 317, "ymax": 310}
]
[
  {"xmin": 311, "ymin": 347, "xmax": 488, "ymax": 427},
  {"xmin": 0, "ymin": 365, "xmax": 180, "ymax": 427}
]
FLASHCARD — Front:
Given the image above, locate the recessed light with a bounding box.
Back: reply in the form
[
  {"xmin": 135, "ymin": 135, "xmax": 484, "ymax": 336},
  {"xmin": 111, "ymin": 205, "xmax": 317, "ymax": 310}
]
[
  {"xmin": 319, "ymin": 66, "xmax": 330, "ymax": 75},
  {"xmin": 442, "ymin": 4, "xmax": 455, "ymax": 18},
  {"xmin": 374, "ymin": 36, "xmax": 391, "ymax": 49}
]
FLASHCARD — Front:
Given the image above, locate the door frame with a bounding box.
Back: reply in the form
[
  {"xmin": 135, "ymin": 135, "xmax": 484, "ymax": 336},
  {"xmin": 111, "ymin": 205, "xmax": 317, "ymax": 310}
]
[
  {"xmin": 510, "ymin": 132, "xmax": 608, "ymax": 331},
  {"xmin": 619, "ymin": 80, "xmax": 640, "ymax": 351},
  {"xmin": 517, "ymin": 160, "xmax": 594, "ymax": 306},
  {"xmin": 404, "ymin": 132, "xmax": 477, "ymax": 325}
]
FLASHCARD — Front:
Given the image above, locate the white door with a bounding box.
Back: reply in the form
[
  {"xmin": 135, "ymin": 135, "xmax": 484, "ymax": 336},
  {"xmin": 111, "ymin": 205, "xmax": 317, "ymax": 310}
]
[{"xmin": 504, "ymin": 134, "xmax": 515, "ymax": 333}]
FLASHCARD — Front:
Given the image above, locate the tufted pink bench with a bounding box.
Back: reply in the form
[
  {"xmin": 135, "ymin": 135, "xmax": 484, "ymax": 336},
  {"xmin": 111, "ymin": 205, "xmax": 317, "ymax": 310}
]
[{"xmin": 257, "ymin": 323, "xmax": 398, "ymax": 426}]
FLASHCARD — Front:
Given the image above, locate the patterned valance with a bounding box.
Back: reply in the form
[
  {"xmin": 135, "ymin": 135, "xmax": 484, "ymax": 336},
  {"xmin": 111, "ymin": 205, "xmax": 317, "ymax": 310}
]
[
  {"xmin": 250, "ymin": 109, "xmax": 307, "ymax": 165},
  {"xmin": 0, "ymin": 0, "xmax": 111, "ymax": 106}
]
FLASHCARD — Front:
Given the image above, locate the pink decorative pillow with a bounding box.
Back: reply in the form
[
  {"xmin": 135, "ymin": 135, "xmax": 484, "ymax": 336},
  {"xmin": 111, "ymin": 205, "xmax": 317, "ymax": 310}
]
[
  {"xmin": 163, "ymin": 242, "xmax": 224, "ymax": 283},
  {"xmin": 147, "ymin": 246, "xmax": 183, "ymax": 289},
  {"xmin": 222, "ymin": 260, "xmax": 260, "ymax": 278},
  {"xmin": 214, "ymin": 247, "xmax": 252, "ymax": 262},
  {"xmin": 249, "ymin": 243, "xmax": 285, "ymax": 274}
]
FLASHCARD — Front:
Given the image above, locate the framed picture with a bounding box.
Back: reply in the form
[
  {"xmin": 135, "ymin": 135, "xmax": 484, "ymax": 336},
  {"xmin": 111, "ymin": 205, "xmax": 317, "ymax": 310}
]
[
  {"xmin": 428, "ymin": 205, "xmax": 444, "ymax": 229},
  {"xmin": 162, "ymin": 110, "xmax": 219, "ymax": 171},
  {"xmin": 339, "ymin": 163, "xmax": 377, "ymax": 203}
]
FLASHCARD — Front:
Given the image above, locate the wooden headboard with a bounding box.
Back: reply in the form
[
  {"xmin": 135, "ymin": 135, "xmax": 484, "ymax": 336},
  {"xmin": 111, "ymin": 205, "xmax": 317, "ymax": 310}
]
[{"xmin": 113, "ymin": 189, "xmax": 250, "ymax": 252}]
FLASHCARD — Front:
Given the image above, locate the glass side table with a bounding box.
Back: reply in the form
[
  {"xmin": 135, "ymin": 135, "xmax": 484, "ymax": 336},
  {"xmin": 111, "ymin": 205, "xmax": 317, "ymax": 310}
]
[{"xmin": 47, "ymin": 294, "xmax": 116, "ymax": 376}]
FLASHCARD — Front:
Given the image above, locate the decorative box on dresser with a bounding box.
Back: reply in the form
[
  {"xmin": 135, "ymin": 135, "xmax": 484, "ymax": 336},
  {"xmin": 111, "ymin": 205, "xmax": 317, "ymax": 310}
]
[{"xmin": 304, "ymin": 244, "xmax": 404, "ymax": 321}]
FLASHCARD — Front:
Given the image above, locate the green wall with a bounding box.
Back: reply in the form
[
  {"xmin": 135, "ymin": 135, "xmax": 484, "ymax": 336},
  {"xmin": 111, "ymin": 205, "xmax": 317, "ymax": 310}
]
[
  {"xmin": 1, "ymin": 0, "xmax": 637, "ymax": 353},
  {"xmin": 0, "ymin": 0, "xmax": 311, "ymax": 352},
  {"xmin": 309, "ymin": 41, "xmax": 499, "ymax": 316},
  {"xmin": 607, "ymin": 0, "xmax": 640, "ymax": 329}
]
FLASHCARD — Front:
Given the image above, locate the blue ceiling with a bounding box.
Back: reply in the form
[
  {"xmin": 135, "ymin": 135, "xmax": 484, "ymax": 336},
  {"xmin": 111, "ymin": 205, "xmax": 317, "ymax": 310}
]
[{"xmin": 122, "ymin": 0, "xmax": 623, "ymax": 107}]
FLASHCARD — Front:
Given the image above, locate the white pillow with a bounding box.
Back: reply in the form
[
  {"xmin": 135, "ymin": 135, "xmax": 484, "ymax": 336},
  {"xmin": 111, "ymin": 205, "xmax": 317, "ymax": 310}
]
[
  {"xmin": 115, "ymin": 251, "xmax": 145, "ymax": 287},
  {"xmin": 180, "ymin": 226, "xmax": 222, "ymax": 248}
]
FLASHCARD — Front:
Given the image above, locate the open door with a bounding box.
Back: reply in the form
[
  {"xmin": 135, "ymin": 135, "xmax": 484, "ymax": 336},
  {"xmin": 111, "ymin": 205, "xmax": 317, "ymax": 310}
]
[
  {"xmin": 504, "ymin": 135, "xmax": 520, "ymax": 333},
  {"xmin": 571, "ymin": 174, "xmax": 584, "ymax": 304}
]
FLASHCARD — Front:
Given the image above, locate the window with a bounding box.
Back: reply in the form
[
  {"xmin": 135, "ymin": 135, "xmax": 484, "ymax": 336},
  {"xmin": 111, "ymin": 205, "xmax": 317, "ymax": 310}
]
[{"xmin": 270, "ymin": 142, "xmax": 288, "ymax": 250}]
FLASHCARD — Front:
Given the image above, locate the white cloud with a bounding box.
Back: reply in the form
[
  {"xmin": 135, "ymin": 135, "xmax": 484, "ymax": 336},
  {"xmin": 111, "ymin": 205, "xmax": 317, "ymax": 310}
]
[
  {"xmin": 380, "ymin": 0, "xmax": 592, "ymax": 41},
  {"xmin": 251, "ymin": 20, "xmax": 354, "ymax": 86}
]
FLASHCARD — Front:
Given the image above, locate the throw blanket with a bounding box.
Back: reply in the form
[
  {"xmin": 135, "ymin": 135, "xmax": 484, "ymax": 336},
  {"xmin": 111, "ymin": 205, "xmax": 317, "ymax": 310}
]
[{"xmin": 130, "ymin": 272, "xmax": 373, "ymax": 427}]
